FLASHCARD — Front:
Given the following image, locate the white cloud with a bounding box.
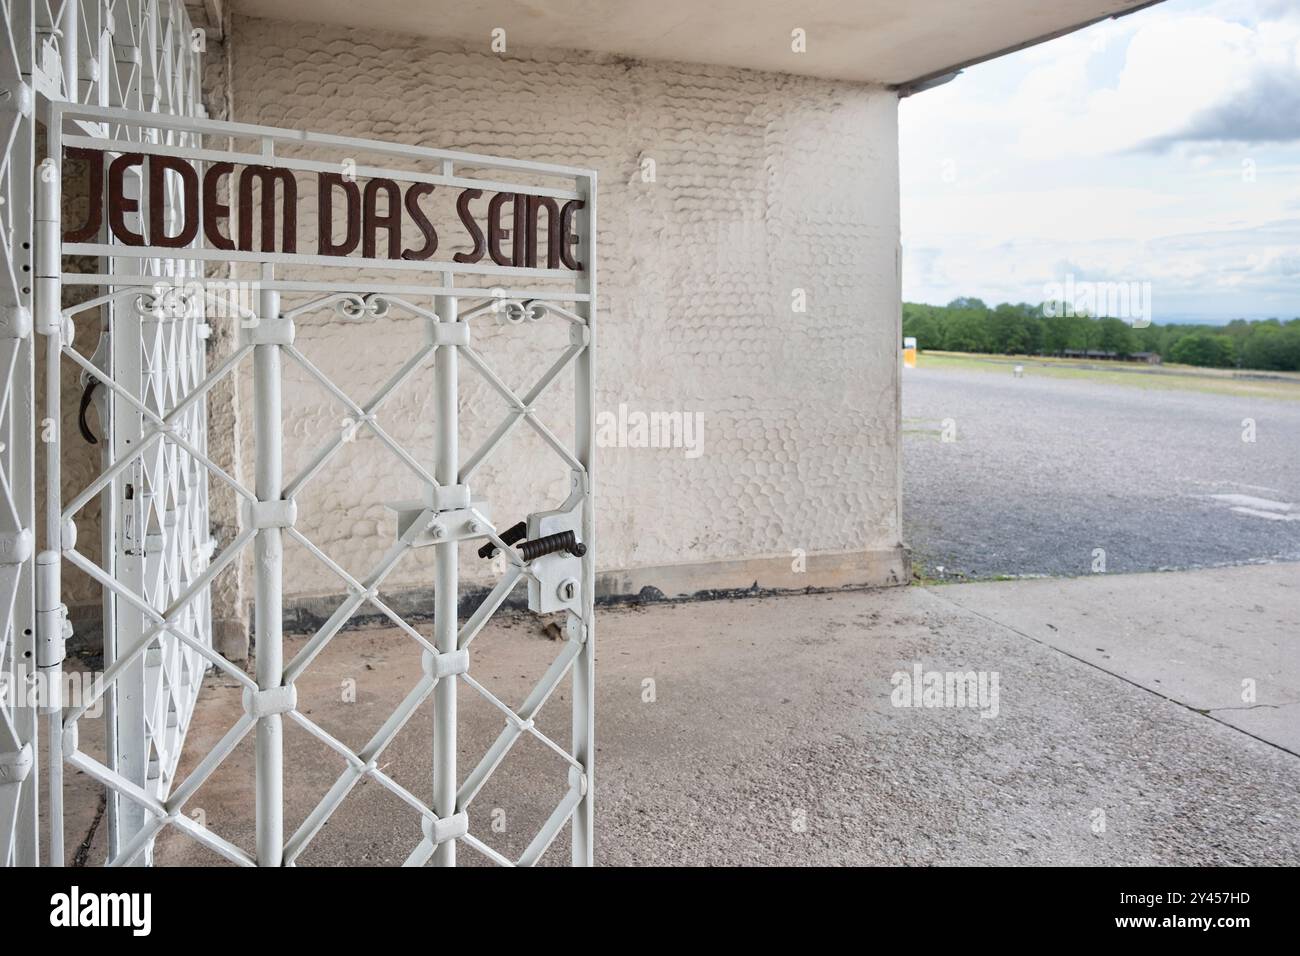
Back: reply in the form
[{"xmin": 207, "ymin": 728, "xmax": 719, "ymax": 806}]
[
  {"xmin": 1002, "ymin": 4, "xmax": 1300, "ymax": 157},
  {"xmin": 899, "ymin": 0, "xmax": 1300, "ymax": 319}
]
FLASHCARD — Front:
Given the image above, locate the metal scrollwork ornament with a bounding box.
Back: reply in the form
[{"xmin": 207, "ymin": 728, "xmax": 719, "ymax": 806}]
[
  {"xmin": 134, "ymin": 285, "xmax": 195, "ymax": 320},
  {"xmin": 333, "ymin": 293, "xmax": 391, "ymax": 320},
  {"xmin": 495, "ymin": 299, "xmax": 547, "ymax": 325}
]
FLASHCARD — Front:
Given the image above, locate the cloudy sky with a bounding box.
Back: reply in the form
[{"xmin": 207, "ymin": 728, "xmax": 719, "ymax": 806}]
[{"xmin": 899, "ymin": 0, "xmax": 1300, "ymax": 323}]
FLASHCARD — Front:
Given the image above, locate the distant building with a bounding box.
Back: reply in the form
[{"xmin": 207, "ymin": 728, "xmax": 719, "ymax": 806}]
[{"xmin": 1058, "ymin": 349, "xmax": 1161, "ymax": 364}]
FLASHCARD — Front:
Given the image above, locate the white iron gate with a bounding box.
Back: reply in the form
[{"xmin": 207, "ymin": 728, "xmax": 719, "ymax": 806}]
[{"xmin": 3, "ymin": 1, "xmax": 597, "ymax": 867}]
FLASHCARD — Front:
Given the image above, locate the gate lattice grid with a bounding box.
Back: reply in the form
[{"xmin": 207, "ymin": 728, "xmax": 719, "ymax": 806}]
[
  {"xmin": 2, "ymin": 1, "xmax": 597, "ymax": 867},
  {"xmin": 3, "ymin": 0, "xmax": 212, "ymax": 868}
]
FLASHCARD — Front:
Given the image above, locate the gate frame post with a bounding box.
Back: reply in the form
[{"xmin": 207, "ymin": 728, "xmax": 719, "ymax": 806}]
[
  {"xmin": 571, "ymin": 171, "xmax": 597, "ymax": 867},
  {"xmin": 432, "ymin": 271, "xmax": 458, "ymax": 867},
  {"xmin": 253, "ymin": 271, "xmax": 285, "ymax": 866},
  {"xmin": 109, "ymin": 156, "xmax": 150, "ymax": 865},
  {"xmin": 4, "ymin": 0, "xmax": 39, "ymax": 869},
  {"xmin": 35, "ymin": 135, "xmax": 64, "ymax": 865}
]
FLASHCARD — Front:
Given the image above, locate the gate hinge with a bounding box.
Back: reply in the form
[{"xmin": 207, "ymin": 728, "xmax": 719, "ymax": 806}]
[
  {"xmin": 34, "ymin": 158, "xmax": 61, "ymax": 338},
  {"xmin": 35, "ymin": 550, "xmax": 69, "ymax": 671},
  {"xmin": 36, "ymin": 604, "xmax": 72, "ymax": 670}
]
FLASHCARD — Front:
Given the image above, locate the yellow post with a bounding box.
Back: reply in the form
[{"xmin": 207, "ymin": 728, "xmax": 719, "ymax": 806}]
[{"xmin": 903, "ymin": 336, "xmax": 917, "ymax": 368}]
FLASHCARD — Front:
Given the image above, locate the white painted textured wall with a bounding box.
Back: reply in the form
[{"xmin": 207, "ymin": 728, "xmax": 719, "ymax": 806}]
[{"xmin": 219, "ymin": 16, "xmax": 904, "ymax": 620}]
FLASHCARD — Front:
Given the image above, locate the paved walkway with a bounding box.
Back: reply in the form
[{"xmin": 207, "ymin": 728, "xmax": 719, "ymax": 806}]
[{"xmin": 59, "ymin": 563, "xmax": 1300, "ymax": 865}]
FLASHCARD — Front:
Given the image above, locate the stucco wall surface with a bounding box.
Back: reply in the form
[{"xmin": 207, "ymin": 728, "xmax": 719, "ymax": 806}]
[{"xmin": 218, "ymin": 16, "xmax": 903, "ymax": 614}]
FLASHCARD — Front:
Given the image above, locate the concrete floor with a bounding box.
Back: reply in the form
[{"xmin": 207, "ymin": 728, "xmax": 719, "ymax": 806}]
[{"xmin": 58, "ymin": 563, "xmax": 1300, "ymax": 866}]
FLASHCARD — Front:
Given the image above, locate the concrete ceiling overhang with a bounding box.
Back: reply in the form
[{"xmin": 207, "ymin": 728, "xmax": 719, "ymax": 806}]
[{"xmin": 228, "ymin": 0, "xmax": 1161, "ymax": 90}]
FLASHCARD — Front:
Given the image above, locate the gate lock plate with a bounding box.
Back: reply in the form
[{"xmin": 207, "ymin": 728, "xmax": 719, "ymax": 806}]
[{"xmin": 527, "ymin": 477, "xmax": 586, "ymax": 616}]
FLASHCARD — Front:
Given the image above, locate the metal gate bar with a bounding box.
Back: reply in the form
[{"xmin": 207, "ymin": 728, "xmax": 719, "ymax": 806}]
[
  {"xmin": 432, "ymin": 283, "xmax": 457, "ymax": 866},
  {"xmin": 252, "ymin": 271, "xmax": 282, "ymax": 866},
  {"xmin": 0, "ymin": 0, "xmax": 37, "ymax": 870}
]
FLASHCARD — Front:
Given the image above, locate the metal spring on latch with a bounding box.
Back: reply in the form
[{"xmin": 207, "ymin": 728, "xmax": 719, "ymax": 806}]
[{"xmin": 517, "ymin": 530, "xmax": 586, "ymax": 561}]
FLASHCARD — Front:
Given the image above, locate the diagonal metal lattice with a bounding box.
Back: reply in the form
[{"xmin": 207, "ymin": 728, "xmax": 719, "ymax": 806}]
[
  {"xmin": 4, "ymin": 0, "xmax": 213, "ymax": 867},
  {"xmin": 56, "ymin": 288, "xmax": 592, "ymax": 865}
]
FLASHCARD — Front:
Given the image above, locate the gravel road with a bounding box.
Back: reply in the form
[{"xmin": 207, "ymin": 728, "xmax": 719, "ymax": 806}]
[{"xmin": 902, "ymin": 361, "xmax": 1300, "ymax": 579}]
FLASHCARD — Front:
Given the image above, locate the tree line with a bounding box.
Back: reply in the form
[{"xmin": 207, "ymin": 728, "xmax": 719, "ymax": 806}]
[{"xmin": 902, "ymin": 298, "xmax": 1300, "ymax": 371}]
